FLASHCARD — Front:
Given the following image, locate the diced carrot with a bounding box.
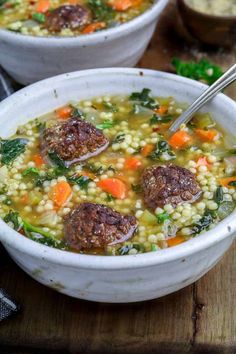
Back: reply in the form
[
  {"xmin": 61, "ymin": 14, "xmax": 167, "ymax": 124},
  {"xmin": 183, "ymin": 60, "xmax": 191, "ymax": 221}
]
[
  {"xmin": 36, "ymin": 0, "xmax": 50, "ymax": 13},
  {"xmin": 195, "ymin": 129, "xmax": 219, "ymax": 142},
  {"xmin": 168, "ymin": 130, "xmax": 192, "ymax": 149},
  {"xmin": 97, "ymin": 178, "xmax": 127, "ymax": 199},
  {"xmin": 21, "ymin": 194, "xmax": 29, "ymax": 204},
  {"xmin": 50, "ymin": 181, "xmax": 72, "ymax": 207},
  {"xmin": 33, "ymin": 153, "xmax": 44, "ymax": 167},
  {"xmin": 219, "ymin": 176, "xmax": 236, "ymax": 188},
  {"xmin": 167, "ymin": 236, "xmax": 185, "ymax": 247},
  {"xmin": 141, "ymin": 144, "xmax": 155, "ymax": 157},
  {"xmin": 196, "ymin": 156, "xmax": 209, "ymax": 167},
  {"xmin": 124, "ymin": 157, "xmax": 142, "ymax": 170},
  {"xmin": 155, "ymin": 105, "xmax": 168, "ymax": 115},
  {"xmin": 82, "ymin": 22, "xmax": 106, "ymax": 34},
  {"xmin": 109, "ymin": 0, "xmax": 132, "ymax": 11},
  {"xmin": 56, "ymin": 105, "xmax": 72, "ymax": 119}
]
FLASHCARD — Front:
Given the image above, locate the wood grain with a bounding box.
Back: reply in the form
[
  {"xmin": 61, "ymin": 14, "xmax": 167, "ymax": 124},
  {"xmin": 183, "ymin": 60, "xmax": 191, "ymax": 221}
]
[{"xmin": 1, "ymin": 0, "xmax": 236, "ymax": 352}]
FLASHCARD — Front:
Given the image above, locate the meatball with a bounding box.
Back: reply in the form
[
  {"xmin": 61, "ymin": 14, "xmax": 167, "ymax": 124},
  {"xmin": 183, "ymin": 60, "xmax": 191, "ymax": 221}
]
[
  {"xmin": 40, "ymin": 117, "xmax": 109, "ymax": 167},
  {"xmin": 141, "ymin": 165, "xmax": 201, "ymax": 210},
  {"xmin": 64, "ymin": 203, "xmax": 137, "ymax": 250},
  {"xmin": 45, "ymin": 5, "xmax": 92, "ymax": 32}
]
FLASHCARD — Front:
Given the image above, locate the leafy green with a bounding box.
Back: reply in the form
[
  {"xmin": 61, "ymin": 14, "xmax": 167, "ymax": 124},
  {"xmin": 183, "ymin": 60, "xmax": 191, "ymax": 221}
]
[
  {"xmin": 22, "ymin": 167, "xmax": 40, "ymax": 177},
  {"xmin": 3, "ymin": 210, "xmax": 65, "ymax": 249},
  {"xmin": 229, "ymin": 181, "xmax": 236, "ymax": 187},
  {"xmin": 148, "ymin": 140, "xmax": 176, "ymax": 161},
  {"xmin": 214, "ymin": 186, "xmax": 224, "ymax": 204},
  {"xmin": 118, "ymin": 243, "xmax": 145, "ymax": 255},
  {"xmin": 129, "ymin": 88, "xmax": 158, "ymax": 109},
  {"xmin": 131, "ymin": 184, "xmax": 142, "ymax": 193},
  {"xmin": 113, "ymin": 133, "xmax": 126, "ymax": 143},
  {"xmin": 4, "ymin": 210, "xmax": 22, "ymax": 231},
  {"xmin": 103, "ymin": 102, "xmax": 118, "ymax": 113},
  {"xmin": 0, "ymin": 0, "xmax": 7, "ymax": 7},
  {"xmin": 67, "ymin": 175, "xmax": 91, "ymax": 189},
  {"xmin": 151, "ymin": 244, "xmax": 159, "ymax": 252},
  {"xmin": 157, "ymin": 212, "xmax": 170, "ymax": 224},
  {"xmin": 32, "ymin": 12, "xmax": 45, "ymax": 23},
  {"xmin": 48, "ymin": 152, "xmax": 67, "ymax": 171},
  {"xmin": 172, "ymin": 58, "xmax": 223, "ymax": 85},
  {"xmin": 84, "ymin": 163, "xmax": 104, "ymax": 175},
  {"xmin": 88, "ymin": 0, "xmax": 115, "ymax": 22},
  {"xmin": 0, "ymin": 138, "xmax": 28, "ymax": 165},
  {"xmin": 35, "ymin": 119, "xmax": 46, "ymax": 132},
  {"xmin": 191, "ymin": 210, "xmax": 217, "ymax": 234},
  {"xmin": 23, "ymin": 219, "xmax": 65, "ymax": 249},
  {"xmin": 70, "ymin": 106, "xmax": 84, "ymax": 118},
  {"xmin": 96, "ymin": 119, "xmax": 115, "ymax": 130},
  {"xmin": 150, "ymin": 114, "xmax": 173, "ymax": 125},
  {"xmin": 106, "ymin": 193, "xmax": 116, "ymax": 201},
  {"xmin": 0, "ymin": 184, "xmax": 7, "ymax": 194}
]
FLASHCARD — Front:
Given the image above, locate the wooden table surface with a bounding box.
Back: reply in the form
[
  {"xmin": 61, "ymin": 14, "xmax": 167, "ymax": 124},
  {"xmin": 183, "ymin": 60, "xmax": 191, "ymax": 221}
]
[{"xmin": 1, "ymin": 1, "xmax": 236, "ymax": 353}]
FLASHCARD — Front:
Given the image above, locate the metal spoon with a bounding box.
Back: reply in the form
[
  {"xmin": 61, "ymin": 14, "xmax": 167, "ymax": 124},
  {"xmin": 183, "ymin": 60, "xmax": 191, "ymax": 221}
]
[{"xmin": 168, "ymin": 63, "xmax": 236, "ymax": 135}]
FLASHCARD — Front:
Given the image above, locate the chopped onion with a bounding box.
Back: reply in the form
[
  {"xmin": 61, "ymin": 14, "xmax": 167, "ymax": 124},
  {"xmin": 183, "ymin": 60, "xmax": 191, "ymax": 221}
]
[{"xmin": 0, "ymin": 166, "xmax": 8, "ymax": 182}]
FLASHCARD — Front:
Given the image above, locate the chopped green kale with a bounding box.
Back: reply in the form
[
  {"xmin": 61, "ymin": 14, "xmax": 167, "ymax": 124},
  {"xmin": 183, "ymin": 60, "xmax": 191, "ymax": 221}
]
[
  {"xmin": 148, "ymin": 140, "xmax": 176, "ymax": 161},
  {"xmin": 129, "ymin": 88, "xmax": 158, "ymax": 109},
  {"xmin": 172, "ymin": 58, "xmax": 223, "ymax": 85},
  {"xmin": 96, "ymin": 119, "xmax": 115, "ymax": 130},
  {"xmin": 32, "ymin": 12, "xmax": 45, "ymax": 23},
  {"xmin": 0, "ymin": 138, "xmax": 28, "ymax": 165},
  {"xmin": 88, "ymin": 0, "xmax": 115, "ymax": 22},
  {"xmin": 67, "ymin": 175, "xmax": 91, "ymax": 189}
]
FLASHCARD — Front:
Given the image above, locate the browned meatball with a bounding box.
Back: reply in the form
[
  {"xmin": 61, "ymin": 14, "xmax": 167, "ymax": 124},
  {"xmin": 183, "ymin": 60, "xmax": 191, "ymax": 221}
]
[
  {"xmin": 64, "ymin": 203, "xmax": 137, "ymax": 250},
  {"xmin": 45, "ymin": 5, "xmax": 92, "ymax": 32},
  {"xmin": 141, "ymin": 165, "xmax": 201, "ymax": 210},
  {"xmin": 40, "ymin": 117, "xmax": 109, "ymax": 167}
]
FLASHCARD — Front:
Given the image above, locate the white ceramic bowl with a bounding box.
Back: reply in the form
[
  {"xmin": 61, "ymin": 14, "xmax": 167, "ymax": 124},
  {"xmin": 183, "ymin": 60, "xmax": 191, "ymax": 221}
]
[
  {"xmin": 0, "ymin": 0, "xmax": 168, "ymax": 85},
  {"xmin": 0, "ymin": 68, "xmax": 236, "ymax": 303}
]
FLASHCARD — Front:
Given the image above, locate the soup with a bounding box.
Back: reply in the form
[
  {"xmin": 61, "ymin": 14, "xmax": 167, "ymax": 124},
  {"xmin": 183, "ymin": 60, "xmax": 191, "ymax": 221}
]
[
  {"xmin": 185, "ymin": 0, "xmax": 236, "ymax": 16},
  {"xmin": 0, "ymin": 0, "xmax": 153, "ymax": 36},
  {"xmin": 1, "ymin": 89, "xmax": 236, "ymax": 255}
]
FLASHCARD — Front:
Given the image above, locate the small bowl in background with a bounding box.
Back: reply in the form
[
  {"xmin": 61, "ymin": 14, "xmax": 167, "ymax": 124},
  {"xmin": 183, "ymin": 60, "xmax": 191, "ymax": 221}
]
[{"xmin": 177, "ymin": 0, "xmax": 236, "ymax": 47}]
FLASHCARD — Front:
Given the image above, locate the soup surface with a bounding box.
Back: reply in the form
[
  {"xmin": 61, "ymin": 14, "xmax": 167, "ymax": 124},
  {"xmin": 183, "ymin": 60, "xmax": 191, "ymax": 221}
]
[
  {"xmin": 185, "ymin": 0, "xmax": 236, "ymax": 16},
  {"xmin": 1, "ymin": 89, "xmax": 236, "ymax": 256},
  {"xmin": 0, "ymin": 0, "xmax": 153, "ymax": 36}
]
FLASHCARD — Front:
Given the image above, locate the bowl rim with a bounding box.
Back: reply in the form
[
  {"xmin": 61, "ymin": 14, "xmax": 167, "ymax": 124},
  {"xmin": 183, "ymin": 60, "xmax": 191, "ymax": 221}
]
[
  {"xmin": 0, "ymin": 0, "xmax": 168, "ymax": 45},
  {"xmin": 0, "ymin": 67, "xmax": 236, "ymax": 270},
  {"xmin": 179, "ymin": 0, "xmax": 236, "ymax": 21}
]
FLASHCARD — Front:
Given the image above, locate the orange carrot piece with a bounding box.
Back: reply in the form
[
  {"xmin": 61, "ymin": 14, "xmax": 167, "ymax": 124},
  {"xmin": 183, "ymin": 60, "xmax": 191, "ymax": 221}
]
[
  {"xmin": 141, "ymin": 144, "xmax": 155, "ymax": 157},
  {"xmin": 82, "ymin": 22, "xmax": 106, "ymax": 34},
  {"xmin": 33, "ymin": 153, "xmax": 44, "ymax": 167},
  {"xmin": 124, "ymin": 157, "xmax": 142, "ymax": 170},
  {"xmin": 50, "ymin": 181, "xmax": 72, "ymax": 207},
  {"xmin": 168, "ymin": 130, "xmax": 192, "ymax": 149},
  {"xmin": 21, "ymin": 194, "xmax": 29, "ymax": 204},
  {"xmin": 219, "ymin": 176, "xmax": 236, "ymax": 188},
  {"xmin": 155, "ymin": 105, "xmax": 168, "ymax": 115},
  {"xmin": 56, "ymin": 105, "xmax": 72, "ymax": 119},
  {"xmin": 109, "ymin": 0, "xmax": 133, "ymax": 11},
  {"xmin": 36, "ymin": 0, "xmax": 50, "ymax": 13},
  {"xmin": 97, "ymin": 178, "xmax": 127, "ymax": 199},
  {"xmin": 196, "ymin": 156, "xmax": 209, "ymax": 167},
  {"xmin": 195, "ymin": 129, "xmax": 219, "ymax": 142},
  {"xmin": 167, "ymin": 236, "xmax": 185, "ymax": 247}
]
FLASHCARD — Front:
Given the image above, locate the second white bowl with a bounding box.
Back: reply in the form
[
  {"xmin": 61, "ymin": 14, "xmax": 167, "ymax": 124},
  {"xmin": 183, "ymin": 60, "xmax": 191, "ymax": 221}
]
[{"xmin": 0, "ymin": 0, "xmax": 168, "ymax": 85}]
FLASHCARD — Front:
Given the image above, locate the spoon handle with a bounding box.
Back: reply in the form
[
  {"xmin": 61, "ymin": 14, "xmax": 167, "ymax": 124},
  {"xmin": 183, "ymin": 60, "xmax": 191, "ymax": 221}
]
[{"xmin": 169, "ymin": 63, "xmax": 236, "ymax": 134}]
